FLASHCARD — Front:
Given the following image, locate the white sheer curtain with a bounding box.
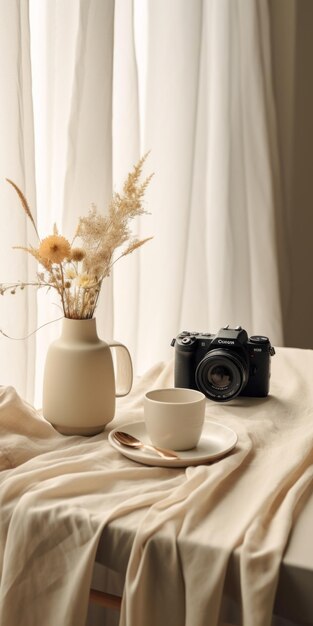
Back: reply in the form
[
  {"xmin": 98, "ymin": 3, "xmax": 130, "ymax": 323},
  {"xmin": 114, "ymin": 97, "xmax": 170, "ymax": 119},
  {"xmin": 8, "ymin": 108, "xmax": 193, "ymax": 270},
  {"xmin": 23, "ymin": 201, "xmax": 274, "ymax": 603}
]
[
  {"xmin": 0, "ymin": 0, "xmax": 284, "ymax": 406},
  {"xmin": 114, "ymin": 0, "xmax": 284, "ymax": 374}
]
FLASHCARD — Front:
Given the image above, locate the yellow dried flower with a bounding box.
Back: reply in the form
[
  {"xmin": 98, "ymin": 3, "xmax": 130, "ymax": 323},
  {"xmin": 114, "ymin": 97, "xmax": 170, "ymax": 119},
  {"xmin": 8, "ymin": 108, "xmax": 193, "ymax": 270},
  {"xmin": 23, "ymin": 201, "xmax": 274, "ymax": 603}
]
[
  {"xmin": 65, "ymin": 268, "xmax": 76, "ymax": 279},
  {"xmin": 71, "ymin": 247, "xmax": 85, "ymax": 262},
  {"xmin": 39, "ymin": 236, "xmax": 71, "ymax": 264},
  {"xmin": 77, "ymin": 274, "xmax": 91, "ymax": 288}
]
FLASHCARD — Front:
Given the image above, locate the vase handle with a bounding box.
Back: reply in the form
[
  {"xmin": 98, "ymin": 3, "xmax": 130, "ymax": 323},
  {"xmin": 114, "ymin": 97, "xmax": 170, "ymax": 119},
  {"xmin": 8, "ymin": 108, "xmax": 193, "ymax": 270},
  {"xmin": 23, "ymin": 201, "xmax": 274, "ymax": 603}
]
[{"xmin": 108, "ymin": 341, "xmax": 133, "ymax": 397}]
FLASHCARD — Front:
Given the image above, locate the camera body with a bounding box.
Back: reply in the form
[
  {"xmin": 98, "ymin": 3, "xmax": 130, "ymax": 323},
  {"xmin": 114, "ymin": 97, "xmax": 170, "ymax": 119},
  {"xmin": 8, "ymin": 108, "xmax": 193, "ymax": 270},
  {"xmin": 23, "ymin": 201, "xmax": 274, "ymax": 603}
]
[{"xmin": 172, "ymin": 326, "xmax": 275, "ymax": 402}]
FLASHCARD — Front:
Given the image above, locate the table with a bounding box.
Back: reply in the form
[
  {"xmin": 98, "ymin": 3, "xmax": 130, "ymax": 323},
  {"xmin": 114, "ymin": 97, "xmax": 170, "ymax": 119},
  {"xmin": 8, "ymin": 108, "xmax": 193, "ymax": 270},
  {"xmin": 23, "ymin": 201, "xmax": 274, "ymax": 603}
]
[{"xmin": 1, "ymin": 347, "xmax": 313, "ymax": 626}]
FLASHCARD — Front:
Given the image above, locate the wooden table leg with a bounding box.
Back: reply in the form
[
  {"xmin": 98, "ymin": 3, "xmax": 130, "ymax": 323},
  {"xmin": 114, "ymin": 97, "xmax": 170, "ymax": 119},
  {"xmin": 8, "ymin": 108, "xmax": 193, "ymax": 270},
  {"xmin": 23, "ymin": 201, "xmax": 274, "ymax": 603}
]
[
  {"xmin": 89, "ymin": 592, "xmax": 235, "ymax": 622},
  {"xmin": 89, "ymin": 589, "xmax": 122, "ymax": 610}
]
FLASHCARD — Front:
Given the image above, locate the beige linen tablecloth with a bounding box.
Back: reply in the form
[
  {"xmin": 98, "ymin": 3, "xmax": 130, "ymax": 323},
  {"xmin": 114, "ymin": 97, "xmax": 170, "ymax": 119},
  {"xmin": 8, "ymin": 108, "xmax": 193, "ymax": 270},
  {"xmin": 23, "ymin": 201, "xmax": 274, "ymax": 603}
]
[{"xmin": 0, "ymin": 348, "xmax": 313, "ymax": 626}]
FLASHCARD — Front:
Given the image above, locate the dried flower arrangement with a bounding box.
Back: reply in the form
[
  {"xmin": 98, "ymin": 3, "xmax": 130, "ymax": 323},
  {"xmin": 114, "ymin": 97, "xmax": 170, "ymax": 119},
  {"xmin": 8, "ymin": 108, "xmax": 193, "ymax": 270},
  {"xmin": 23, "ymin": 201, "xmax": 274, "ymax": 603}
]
[{"xmin": 0, "ymin": 155, "xmax": 153, "ymax": 319}]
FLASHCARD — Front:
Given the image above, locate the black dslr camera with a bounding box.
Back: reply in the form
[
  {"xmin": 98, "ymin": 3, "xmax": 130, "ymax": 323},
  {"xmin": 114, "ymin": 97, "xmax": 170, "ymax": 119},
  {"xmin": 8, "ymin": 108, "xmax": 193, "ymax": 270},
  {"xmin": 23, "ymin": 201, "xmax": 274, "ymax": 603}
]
[{"xmin": 172, "ymin": 325, "xmax": 275, "ymax": 402}]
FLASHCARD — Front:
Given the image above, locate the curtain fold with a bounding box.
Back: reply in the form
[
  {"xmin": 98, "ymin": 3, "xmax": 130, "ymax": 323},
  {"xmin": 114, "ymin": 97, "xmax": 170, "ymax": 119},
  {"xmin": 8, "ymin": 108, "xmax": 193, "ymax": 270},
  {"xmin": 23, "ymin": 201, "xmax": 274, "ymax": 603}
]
[
  {"xmin": 30, "ymin": 0, "xmax": 115, "ymax": 403},
  {"xmin": 112, "ymin": 0, "xmax": 141, "ymax": 368},
  {"xmin": 30, "ymin": 0, "xmax": 81, "ymax": 405},
  {"xmin": 127, "ymin": 0, "xmax": 207, "ymax": 374},
  {"xmin": 61, "ymin": 0, "xmax": 115, "ymax": 343},
  {"xmin": 0, "ymin": 0, "xmax": 36, "ymax": 401}
]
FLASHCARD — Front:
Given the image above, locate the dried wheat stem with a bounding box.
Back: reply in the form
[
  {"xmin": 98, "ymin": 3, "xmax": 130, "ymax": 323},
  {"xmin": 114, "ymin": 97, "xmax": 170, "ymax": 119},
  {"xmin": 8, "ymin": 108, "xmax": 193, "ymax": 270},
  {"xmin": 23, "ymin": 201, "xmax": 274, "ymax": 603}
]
[{"xmin": 6, "ymin": 179, "xmax": 40, "ymax": 241}]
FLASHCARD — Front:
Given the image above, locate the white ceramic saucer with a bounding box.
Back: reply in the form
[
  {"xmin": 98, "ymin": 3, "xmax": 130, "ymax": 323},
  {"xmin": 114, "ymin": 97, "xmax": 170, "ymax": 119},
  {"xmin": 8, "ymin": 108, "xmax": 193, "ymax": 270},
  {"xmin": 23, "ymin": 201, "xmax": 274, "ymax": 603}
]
[{"xmin": 108, "ymin": 420, "xmax": 238, "ymax": 468}]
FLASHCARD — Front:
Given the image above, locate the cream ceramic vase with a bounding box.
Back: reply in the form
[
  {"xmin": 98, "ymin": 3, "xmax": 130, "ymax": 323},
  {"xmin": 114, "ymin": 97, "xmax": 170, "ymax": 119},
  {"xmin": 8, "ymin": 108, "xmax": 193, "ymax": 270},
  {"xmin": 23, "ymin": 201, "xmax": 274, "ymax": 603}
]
[{"xmin": 42, "ymin": 318, "xmax": 133, "ymax": 436}]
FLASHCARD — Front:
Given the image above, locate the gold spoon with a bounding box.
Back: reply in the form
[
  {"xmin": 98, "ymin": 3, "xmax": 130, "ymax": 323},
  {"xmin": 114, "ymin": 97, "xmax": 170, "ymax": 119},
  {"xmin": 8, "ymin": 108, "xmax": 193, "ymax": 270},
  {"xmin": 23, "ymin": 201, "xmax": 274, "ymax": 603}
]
[{"xmin": 112, "ymin": 431, "xmax": 179, "ymax": 459}]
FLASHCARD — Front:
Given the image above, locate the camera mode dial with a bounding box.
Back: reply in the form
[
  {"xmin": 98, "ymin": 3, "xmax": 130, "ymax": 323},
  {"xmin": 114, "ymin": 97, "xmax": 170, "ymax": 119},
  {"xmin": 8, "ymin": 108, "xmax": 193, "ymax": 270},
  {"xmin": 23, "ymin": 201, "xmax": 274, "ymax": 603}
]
[
  {"xmin": 250, "ymin": 335, "xmax": 275, "ymax": 356},
  {"xmin": 250, "ymin": 335, "xmax": 269, "ymax": 344}
]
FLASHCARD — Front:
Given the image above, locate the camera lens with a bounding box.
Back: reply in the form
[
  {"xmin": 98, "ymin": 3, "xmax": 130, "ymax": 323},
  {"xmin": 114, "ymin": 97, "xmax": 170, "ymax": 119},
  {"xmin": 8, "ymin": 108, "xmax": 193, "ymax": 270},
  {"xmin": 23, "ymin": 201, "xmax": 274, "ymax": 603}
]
[
  {"xmin": 195, "ymin": 349, "xmax": 248, "ymax": 402},
  {"xmin": 208, "ymin": 364, "xmax": 233, "ymax": 389}
]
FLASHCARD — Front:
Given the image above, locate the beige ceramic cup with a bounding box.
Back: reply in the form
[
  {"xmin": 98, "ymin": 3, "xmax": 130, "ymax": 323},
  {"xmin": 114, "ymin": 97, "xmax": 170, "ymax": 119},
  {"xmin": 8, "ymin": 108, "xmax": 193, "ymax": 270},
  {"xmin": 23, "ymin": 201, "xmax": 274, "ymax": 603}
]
[{"xmin": 144, "ymin": 387, "xmax": 206, "ymax": 451}]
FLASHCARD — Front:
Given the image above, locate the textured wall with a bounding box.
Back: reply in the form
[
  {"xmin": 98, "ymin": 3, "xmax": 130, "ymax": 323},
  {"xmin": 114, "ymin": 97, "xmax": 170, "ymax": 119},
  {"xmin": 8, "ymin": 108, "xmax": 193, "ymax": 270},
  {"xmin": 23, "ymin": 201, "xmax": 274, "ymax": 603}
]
[{"xmin": 270, "ymin": 0, "xmax": 313, "ymax": 348}]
